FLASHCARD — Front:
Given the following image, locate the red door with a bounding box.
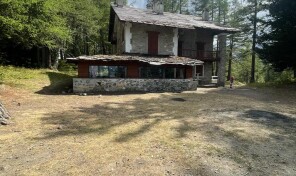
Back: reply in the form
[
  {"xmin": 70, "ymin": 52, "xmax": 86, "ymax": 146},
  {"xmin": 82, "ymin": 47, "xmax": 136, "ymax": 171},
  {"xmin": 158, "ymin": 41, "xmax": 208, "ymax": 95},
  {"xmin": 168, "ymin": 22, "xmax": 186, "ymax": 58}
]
[{"xmin": 148, "ymin": 31, "xmax": 159, "ymax": 55}]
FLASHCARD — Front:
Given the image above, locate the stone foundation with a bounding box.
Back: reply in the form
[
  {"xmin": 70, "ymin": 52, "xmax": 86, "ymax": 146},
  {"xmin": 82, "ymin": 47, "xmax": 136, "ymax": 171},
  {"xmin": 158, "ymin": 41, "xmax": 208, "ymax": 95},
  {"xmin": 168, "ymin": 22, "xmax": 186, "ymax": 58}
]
[{"xmin": 73, "ymin": 78, "xmax": 198, "ymax": 93}]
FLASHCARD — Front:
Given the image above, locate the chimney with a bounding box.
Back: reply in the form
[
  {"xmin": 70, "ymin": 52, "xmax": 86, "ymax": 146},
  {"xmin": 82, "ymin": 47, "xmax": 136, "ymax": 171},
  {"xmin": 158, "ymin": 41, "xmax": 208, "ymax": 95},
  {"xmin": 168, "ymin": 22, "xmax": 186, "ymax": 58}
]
[
  {"xmin": 116, "ymin": 0, "xmax": 124, "ymax": 7},
  {"xmin": 153, "ymin": 0, "xmax": 164, "ymax": 15},
  {"xmin": 202, "ymin": 8, "xmax": 210, "ymax": 21}
]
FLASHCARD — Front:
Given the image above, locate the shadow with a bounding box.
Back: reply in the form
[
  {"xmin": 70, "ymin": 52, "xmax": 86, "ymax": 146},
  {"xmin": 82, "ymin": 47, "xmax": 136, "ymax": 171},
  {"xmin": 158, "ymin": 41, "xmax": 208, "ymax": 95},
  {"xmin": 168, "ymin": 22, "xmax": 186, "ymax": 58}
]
[
  {"xmin": 245, "ymin": 110, "xmax": 295, "ymax": 123},
  {"xmin": 171, "ymin": 98, "xmax": 186, "ymax": 102},
  {"xmin": 114, "ymin": 118, "xmax": 161, "ymax": 142},
  {"xmin": 33, "ymin": 91, "xmax": 296, "ymax": 175},
  {"xmin": 35, "ymin": 72, "xmax": 75, "ymax": 95}
]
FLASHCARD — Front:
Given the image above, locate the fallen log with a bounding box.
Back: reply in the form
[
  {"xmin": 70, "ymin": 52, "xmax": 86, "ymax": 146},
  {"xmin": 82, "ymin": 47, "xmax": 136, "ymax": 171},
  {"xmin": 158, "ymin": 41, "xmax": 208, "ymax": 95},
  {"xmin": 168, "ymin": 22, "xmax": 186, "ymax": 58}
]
[{"xmin": 0, "ymin": 101, "xmax": 10, "ymax": 125}]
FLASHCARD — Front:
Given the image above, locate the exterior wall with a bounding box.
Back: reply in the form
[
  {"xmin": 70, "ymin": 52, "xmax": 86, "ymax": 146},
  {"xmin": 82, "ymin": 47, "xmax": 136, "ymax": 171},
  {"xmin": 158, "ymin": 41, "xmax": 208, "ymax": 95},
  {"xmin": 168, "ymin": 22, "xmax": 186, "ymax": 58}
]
[
  {"xmin": 124, "ymin": 22, "xmax": 132, "ymax": 53},
  {"xmin": 201, "ymin": 62, "xmax": 213, "ymax": 84},
  {"xmin": 73, "ymin": 78, "xmax": 198, "ymax": 93},
  {"xmin": 114, "ymin": 16, "xmax": 125, "ymax": 54},
  {"xmin": 179, "ymin": 28, "xmax": 214, "ymax": 53},
  {"xmin": 179, "ymin": 28, "xmax": 214, "ymax": 84},
  {"xmin": 130, "ymin": 23, "xmax": 176, "ymax": 55}
]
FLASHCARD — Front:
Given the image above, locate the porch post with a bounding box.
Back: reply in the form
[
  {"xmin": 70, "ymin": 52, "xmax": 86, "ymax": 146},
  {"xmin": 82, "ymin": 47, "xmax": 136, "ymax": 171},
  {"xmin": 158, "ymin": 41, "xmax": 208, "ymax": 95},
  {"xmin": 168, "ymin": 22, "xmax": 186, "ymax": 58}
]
[
  {"xmin": 192, "ymin": 66, "xmax": 196, "ymax": 79},
  {"xmin": 217, "ymin": 33, "xmax": 227, "ymax": 86}
]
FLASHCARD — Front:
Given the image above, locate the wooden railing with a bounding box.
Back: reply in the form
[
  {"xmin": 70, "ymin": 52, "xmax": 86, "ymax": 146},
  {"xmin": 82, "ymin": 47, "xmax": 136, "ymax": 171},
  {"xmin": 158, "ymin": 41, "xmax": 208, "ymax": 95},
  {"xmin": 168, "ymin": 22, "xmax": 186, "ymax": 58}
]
[{"xmin": 181, "ymin": 49, "xmax": 220, "ymax": 61}]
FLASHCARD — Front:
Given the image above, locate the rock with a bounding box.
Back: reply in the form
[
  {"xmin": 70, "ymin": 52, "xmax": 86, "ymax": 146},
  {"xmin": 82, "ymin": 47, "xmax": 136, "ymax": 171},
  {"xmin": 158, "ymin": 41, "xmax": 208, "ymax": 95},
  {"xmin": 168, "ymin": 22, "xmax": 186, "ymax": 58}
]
[{"xmin": 1, "ymin": 120, "xmax": 8, "ymax": 125}]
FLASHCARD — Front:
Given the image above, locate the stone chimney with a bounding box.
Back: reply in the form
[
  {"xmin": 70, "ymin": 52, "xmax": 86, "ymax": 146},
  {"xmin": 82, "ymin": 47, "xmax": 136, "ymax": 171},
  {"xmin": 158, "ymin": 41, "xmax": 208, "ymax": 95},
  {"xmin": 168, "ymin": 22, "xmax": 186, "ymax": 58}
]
[
  {"xmin": 153, "ymin": 0, "xmax": 164, "ymax": 15},
  {"xmin": 116, "ymin": 0, "xmax": 124, "ymax": 7},
  {"xmin": 202, "ymin": 8, "xmax": 210, "ymax": 21}
]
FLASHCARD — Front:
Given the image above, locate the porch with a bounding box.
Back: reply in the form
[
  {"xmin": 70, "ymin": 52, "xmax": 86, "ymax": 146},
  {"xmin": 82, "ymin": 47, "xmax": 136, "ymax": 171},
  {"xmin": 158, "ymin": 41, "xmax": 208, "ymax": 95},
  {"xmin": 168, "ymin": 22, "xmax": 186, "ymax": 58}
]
[{"xmin": 181, "ymin": 49, "xmax": 220, "ymax": 61}]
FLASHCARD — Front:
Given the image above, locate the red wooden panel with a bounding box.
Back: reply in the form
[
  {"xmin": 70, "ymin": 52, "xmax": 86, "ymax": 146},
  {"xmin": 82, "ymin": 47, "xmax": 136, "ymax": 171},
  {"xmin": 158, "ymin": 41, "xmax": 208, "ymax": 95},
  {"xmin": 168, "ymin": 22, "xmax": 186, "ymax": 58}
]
[
  {"xmin": 186, "ymin": 67, "xmax": 193, "ymax": 79},
  {"xmin": 148, "ymin": 31, "xmax": 159, "ymax": 55},
  {"xmin": 78, "ymin": 62, "xmax": 89, "ymax": 78},
  {"xmin": 127, "ymin": 63, "xmax": 139, "ymax": 78}
]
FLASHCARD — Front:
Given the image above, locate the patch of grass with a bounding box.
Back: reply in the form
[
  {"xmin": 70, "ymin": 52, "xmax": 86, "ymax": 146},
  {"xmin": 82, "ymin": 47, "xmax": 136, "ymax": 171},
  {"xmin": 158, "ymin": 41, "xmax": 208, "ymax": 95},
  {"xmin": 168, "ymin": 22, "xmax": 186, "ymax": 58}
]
[
  {"xmin": 248, "ymin": 81, "xmax": 296, "ymax": 89},
  {"xmin": 0, "ymin": 65, "xmax": 76, "ymax": 92}
]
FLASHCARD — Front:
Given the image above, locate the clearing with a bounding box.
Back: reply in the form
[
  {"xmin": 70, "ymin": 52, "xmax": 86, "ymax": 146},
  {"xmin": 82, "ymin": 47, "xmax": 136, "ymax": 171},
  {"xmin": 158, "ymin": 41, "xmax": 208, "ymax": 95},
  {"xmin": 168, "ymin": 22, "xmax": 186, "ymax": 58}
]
[{"xmin": 0, "ymin": 69, "xmax": 296, "ymax": 175}]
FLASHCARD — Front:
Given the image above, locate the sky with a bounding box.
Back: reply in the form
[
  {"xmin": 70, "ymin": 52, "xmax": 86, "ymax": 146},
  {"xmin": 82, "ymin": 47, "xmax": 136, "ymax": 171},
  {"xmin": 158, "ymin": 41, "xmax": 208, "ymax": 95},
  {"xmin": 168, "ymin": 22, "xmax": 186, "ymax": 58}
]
[{"xmin": 127, "ymin": 0, "xmax": 147, "ymax": 9}]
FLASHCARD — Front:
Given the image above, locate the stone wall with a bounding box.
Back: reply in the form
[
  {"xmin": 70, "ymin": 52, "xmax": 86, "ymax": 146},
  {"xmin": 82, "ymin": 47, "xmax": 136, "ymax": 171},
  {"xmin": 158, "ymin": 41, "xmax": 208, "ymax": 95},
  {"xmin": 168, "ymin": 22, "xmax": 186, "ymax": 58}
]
[
  {"xmin": 73, "ymin": 78, "xmax": 198, "ymax": 93},
  {"xmin": 130, "ymin": 23, "xmax": 175, "ymax": 55}
]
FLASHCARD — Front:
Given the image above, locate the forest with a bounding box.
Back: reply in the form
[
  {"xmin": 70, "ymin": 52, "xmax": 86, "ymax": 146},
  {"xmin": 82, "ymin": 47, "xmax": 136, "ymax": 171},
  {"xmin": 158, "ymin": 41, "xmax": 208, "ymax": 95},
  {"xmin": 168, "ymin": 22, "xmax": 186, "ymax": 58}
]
[{"xmin": 0, "ymin": 0, "xmax": 295, "ymax": 84}]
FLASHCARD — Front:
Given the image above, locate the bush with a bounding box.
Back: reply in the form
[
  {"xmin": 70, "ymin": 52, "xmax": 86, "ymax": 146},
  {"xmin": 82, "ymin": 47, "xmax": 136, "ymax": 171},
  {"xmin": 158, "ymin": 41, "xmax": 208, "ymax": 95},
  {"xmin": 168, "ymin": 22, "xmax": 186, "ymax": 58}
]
[{"xmin": 58, "ymin": 60, "xmax": 77, "ymax": 72}]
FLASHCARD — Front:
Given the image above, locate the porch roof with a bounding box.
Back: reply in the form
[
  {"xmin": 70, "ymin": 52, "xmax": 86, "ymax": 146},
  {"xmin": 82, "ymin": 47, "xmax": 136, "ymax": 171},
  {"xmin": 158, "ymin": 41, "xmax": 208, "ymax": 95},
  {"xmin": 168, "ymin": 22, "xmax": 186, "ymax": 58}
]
[
  {"xmin": 112, "ymin": 4, "xmax": 239, "ymax": 33},
  {"xmin": 67, "ymin": 54, "xmax": 203, "ymax": 66}
]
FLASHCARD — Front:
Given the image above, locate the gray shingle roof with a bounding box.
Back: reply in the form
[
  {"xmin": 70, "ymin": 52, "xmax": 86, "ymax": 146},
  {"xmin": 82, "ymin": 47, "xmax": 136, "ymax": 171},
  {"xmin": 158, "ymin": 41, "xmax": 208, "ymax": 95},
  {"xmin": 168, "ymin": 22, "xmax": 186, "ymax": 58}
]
[
  {"xmin": 112, "ymin": 5, "xmax": 239, "ymax": 33},
  {"xmin": 67, "ymin": 54, "xmax": 203, "ymax": 66}
]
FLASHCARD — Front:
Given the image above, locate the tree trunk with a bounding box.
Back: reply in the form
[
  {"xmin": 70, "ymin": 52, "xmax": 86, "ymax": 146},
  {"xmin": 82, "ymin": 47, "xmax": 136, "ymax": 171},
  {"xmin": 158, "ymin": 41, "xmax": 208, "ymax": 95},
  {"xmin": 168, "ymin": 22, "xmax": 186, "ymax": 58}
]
[
  {"xmin": 294, "ymin": 68, "xmax": 296, "ymax": 78},
  {"xmin": 48, "ymin": 48, "xmax": 52, "ymax": 69},
  {"xmin": 227, "ymin": 35, "xmax": 234, "ymax": 81},
  {"xmin": 100, "ymin": 29, "xmax": 106, "ymax": 54},
  {"xmin": 211, "ymin": 0, "xmax": 214, "ymax": 21},
  {"xmin": 52, "ymin": 48, "xmax": 60, "ymax": 70},
  {"xmin": 218, "ymin": 0, "xmax": 221, "ymax": 24},
  {"xmin": 250, "ymin": 0, "xmax": 258, "ymax": 83},
  {"xmin": 0, "ymin": 101, "xmax": 10, "ymax": 125},
  {"xmin": 179, "ymin": 0, "xmax": 182, "ymax": 14}
]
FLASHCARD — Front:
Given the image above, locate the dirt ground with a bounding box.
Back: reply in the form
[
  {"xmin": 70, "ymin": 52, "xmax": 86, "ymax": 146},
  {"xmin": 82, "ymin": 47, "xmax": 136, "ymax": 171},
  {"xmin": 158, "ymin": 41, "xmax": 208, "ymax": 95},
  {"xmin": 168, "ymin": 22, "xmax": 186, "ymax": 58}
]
[{"xmin": 0, "ymin": 85, "xmax": 296, "ymax": 176}]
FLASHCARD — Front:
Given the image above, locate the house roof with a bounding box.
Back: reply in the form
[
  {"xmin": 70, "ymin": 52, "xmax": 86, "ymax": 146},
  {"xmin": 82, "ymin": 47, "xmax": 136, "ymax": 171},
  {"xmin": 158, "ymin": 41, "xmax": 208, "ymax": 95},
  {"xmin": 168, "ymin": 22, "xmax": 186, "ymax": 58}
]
[
  {"xmin": 67, "ymin": 54, "xmax": 203, "ymax": 66},
  {"xmin": 112, "ymin": 5, "xmax": 239, "ymax": 33}
]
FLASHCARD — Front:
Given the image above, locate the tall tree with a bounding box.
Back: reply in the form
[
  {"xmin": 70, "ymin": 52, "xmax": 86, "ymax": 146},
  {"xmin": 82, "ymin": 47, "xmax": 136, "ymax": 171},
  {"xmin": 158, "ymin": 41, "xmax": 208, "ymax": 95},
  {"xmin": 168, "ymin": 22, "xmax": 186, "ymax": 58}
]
[{"xmin": 258, "ymin": 0, "xmax": 296, "ymax": 78}]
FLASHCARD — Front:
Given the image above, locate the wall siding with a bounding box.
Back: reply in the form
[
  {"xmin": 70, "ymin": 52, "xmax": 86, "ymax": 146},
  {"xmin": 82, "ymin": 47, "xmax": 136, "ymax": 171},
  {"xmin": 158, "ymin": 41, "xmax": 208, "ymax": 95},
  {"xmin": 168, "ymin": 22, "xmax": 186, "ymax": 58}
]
[{"xmin": 130, "ymin": 23, "xmax": 175, "ymax": 55}]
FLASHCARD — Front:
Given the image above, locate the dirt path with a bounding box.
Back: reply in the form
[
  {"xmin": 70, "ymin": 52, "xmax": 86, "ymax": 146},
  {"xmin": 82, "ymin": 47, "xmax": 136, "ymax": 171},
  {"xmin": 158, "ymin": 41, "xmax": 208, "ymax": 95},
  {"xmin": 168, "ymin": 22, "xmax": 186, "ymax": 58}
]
[{"xmin": 0, "ymin": 86, "xmax": 296, "ymax": 175}]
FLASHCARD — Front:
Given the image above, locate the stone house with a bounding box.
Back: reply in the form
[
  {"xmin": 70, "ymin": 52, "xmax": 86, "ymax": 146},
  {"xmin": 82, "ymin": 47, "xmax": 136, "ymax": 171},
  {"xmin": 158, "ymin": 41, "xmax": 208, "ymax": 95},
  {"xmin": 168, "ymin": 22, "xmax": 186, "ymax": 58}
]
[{"xmin": 68, "ymin": 0, "xmax": 239, "ymax": 93}]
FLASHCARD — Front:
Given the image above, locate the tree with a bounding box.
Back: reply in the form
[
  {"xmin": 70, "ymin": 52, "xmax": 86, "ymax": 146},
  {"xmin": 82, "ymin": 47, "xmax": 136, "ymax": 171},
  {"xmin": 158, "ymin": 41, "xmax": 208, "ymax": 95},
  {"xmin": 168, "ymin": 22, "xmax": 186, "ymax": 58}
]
[{"xmin": 258, "ymin": 0, "xmax": 296, "ymax": 78}]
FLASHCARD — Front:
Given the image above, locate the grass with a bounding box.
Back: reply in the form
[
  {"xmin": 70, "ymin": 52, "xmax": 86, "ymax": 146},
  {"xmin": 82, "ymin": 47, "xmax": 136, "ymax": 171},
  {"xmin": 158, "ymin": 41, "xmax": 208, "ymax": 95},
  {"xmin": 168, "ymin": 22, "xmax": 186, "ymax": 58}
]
[
  {"xmin": 0, "ymin": 65, "xmax": 76, "ymax": 93},
  {"xmin": 0, "ymin": 66, "xmax": 296, "ymax": 175}
]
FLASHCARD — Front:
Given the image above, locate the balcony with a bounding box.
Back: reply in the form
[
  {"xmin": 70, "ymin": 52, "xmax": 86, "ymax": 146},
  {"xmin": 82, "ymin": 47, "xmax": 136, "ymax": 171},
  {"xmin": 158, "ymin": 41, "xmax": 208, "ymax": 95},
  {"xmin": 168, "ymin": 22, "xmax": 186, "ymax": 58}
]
[{"xmin": 181, "ymin": 49, "xmax": 220, "ymax": 61}]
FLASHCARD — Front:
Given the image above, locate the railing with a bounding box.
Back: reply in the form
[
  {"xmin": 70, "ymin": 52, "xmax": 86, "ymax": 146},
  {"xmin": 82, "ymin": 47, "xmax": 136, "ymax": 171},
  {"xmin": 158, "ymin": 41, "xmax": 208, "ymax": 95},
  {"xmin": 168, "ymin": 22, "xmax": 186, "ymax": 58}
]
[{"xmin": 181, "ymin": 49, "xmax": 220, "ymax": 61}]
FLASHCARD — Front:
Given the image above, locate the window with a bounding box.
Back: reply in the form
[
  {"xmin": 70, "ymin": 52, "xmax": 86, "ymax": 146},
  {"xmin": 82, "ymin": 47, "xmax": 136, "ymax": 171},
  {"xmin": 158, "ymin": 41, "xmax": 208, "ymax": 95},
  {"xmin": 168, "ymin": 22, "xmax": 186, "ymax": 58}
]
[
  {"xmin": 89, "ymin": 66, "xmax": 126, "ymax": 78},
  {"xmin": 196, "ymin": 65, "xmax": 204, "ymax": 77},
  {"xmin": 140, "ymin": 66, "xmax": 185, "ymax": 79},
  {"xmin": 140, "ymin": 66, "xmax": 163, "ymax": 78}
]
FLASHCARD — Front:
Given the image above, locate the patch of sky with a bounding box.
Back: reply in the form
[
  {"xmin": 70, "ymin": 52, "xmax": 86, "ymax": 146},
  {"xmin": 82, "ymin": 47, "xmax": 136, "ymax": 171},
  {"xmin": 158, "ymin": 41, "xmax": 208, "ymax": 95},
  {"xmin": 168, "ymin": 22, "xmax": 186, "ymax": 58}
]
[{"xmin": 128, "ymin": 0, "xmax": 147, "ymax": 9}]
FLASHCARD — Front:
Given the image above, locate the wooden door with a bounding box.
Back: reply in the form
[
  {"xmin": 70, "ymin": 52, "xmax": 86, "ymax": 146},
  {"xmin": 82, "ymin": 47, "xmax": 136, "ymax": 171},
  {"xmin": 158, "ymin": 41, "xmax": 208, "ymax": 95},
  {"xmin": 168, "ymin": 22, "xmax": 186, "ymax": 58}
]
[{"xmin": 148, "ymin": 31, "xmax": 159, "ymax": 55}]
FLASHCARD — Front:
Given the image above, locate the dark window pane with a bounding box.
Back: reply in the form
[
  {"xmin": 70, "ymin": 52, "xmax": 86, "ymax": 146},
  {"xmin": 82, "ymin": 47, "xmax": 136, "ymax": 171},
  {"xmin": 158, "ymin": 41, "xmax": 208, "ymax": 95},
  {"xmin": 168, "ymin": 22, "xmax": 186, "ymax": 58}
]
[
  {"xmin": 165, "ymin": 68, "xmax": 175, "ymax": 78},
  {"xmin": 117, "ymin": 66, "xmax": 126, "ymax": 78},
  {"xmin": 140, "ymin": 66, "xmax": 164, "ymax": 78},
  {"xmin": 176, "ymin": 68, "xmax": 184, "ymax": 79},
  {"xmin": 89, "ymin": 66, "xmax": 98, "ymax": 78},
  {"xmin": 109, "ymin": 66, "xmax": 118, "ymax": 78},
  {"xmin": 98, "ymin": 66, "xmax": 109, "ymax": 78}
]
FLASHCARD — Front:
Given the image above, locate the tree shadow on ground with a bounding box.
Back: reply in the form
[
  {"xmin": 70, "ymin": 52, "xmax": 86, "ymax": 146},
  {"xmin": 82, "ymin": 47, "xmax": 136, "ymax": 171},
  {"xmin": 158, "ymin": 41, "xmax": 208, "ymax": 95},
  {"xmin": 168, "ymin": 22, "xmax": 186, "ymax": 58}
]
[
  {"xmin": 35, "ymin": 72, "xmax": 75, "ymax": 95},
  {"xmin": 34, "ymin": 91, "xmax": 296, "ymax": 175}
]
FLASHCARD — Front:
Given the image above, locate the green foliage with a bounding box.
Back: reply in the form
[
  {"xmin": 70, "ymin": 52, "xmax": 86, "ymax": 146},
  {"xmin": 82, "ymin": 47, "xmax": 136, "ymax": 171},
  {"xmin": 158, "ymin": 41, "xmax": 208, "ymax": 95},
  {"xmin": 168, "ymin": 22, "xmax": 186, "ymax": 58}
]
[
  {"xmin": 0, "ymin": 0, "xmax": 111, "ymax": 67},
  {"xmin": 57, "ymin": 60, "xmax": 77, "ymax": 72},
  {"xmin": 257, "ymin": 0, "xmax": 296, "ymax": 75}
]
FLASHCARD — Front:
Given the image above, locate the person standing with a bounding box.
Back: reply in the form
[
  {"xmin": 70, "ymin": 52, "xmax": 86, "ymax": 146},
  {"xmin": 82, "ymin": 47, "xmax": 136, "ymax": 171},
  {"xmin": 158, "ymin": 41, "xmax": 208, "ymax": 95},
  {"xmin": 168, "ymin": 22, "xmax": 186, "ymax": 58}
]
[{"xmin": 230, "ymin": 76, "xmax": 234, "ymax": 89}]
